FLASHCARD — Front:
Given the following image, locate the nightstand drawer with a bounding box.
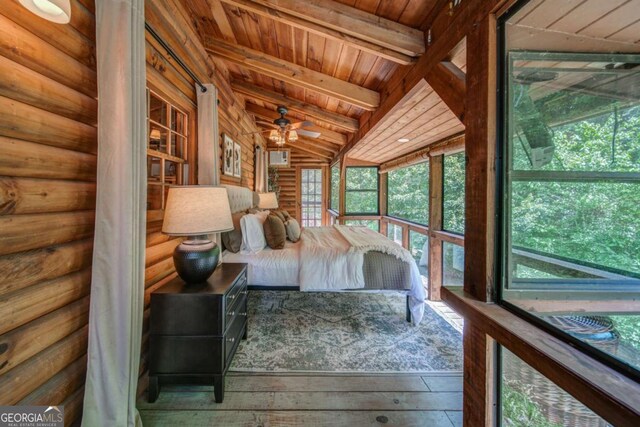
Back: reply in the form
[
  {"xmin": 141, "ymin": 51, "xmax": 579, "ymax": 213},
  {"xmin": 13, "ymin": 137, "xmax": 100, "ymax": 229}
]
[
  {"xmin": 226, "ymin": 274, "xmax": 247, "ymax": 310},
  {"xmin": 225, "ymin": 309, "xmax": 246, "ymax": 366},
  {"xmin": 226, "ymin": 294, "xmax": 247, "ymax": 333}
]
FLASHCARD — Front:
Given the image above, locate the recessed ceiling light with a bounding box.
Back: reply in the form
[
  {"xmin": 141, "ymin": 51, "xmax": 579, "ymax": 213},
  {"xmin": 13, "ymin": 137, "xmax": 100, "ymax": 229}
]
[{"xmin": 397, "ymin": 138, "xmax": 410, "ymax": 143}]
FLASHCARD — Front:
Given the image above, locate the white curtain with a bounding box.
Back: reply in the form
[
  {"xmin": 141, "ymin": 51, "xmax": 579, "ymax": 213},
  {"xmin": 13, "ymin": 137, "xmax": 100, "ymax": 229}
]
[
  {"xmin": 255, "ymin": 144, "xmax": 268, "ymax": 193},
  {"xmin": 83, "ymin": 0, "xmax": 146, "ymax": 426},
  {"xmin": 197, "ymin": 83, "xmax": 219, "ymax": 186}
]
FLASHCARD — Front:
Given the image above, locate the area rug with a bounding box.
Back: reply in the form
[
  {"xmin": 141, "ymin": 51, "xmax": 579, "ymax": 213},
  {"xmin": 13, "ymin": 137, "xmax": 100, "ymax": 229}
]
[{"xmin": 230, "ymin": 290, "xmax": 463, "ymax": 373}]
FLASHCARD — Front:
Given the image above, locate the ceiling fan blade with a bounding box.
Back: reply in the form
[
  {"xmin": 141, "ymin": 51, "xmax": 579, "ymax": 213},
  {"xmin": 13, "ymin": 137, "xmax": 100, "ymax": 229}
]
[
  {"xmin": 296, "ymin": 129, "xmax": 321, "ymax": 138},
  {"xmin": 289, "ymin": 120, "xmax": 315, "ymax": 130}
]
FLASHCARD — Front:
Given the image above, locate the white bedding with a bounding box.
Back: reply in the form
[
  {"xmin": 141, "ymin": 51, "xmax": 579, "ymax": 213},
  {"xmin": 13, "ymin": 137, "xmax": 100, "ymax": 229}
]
[
  {"xmin": 223, "ymin": 225, "xmax": 426, "ymax": 325},
  {"xmin": 223, "ymin": 240, "xmax": 300, "ymax": 287}
]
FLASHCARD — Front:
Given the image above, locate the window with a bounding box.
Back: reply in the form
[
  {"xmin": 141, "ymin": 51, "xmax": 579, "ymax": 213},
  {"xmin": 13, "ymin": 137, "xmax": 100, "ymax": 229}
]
[
  {"xmin": 501, "ymin": 347, "xmax": 605, "ymax": 427},
  {"xmin": 499, "ymin": 0, "xmax": 640, "ymax": 379},
  {"xmin": 409, "ymin": 230, "xmax": 428, "ymax": 269},
  {"xmin": 300, "ymin": 168, "xmax": 323, "ymax": 227},
  {"xmin": 345, "ymin": 167, "xmax": 378, "ymax": 214},
  {"xmin": 443, "ymin": 241, "xmax": 464, "ymax": 286},
  {"xmin": 387, "ymin": 162, "xmax": 429, "ymax": 225},
  {"xmin": 386, "ymin": 223, "xmax": 403, "ymax": 246},
  {"xmin": 330, "ymin": 163, "xmax": 340, "ymax": 212},
  {"xmin": 146, "ymin": 89, "xmax": 189, "ymax": 209},
  {"xmin": 443, "ymin": 152, "xmax": 465, "ymax": 234}
]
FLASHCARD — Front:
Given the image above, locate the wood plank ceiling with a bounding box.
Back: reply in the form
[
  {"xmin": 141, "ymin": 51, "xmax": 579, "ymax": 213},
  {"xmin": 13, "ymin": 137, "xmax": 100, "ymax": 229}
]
[
  {"xmin": 181, "ymin": 0, "xmax": 640, "ymax": 165},
  {"xmin": 180, "ymin": 0, "xmax": 450, "ymax": 163}
]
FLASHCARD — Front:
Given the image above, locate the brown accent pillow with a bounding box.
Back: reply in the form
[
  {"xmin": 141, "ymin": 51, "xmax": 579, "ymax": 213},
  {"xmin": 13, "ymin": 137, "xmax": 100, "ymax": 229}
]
[
  {"xmin": 221, "ymin": 211, "xmax": 245, "ymax": 253},
  {"xmin": 271, "ymin": 209, "xmax": 286, "ymax": 223},
  {"xmin": 263, "ymin": 214, "xmax": 286, "ymax": 249},
  {"xmin": 280, "ymin": 209, "xmax": 292, "ymax": 220}
]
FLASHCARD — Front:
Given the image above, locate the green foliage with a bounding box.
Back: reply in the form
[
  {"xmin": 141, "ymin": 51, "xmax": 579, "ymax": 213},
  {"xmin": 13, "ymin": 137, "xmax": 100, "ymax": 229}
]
[
  {"xmin": 610, "ymin": 316, "xmax": 640, "ymax": 353},
  {"xmin": 345, "ymin": 167, "xmax": 378, "ymax": 214},
  {"xmin": 511, "ymin": 104, "xmax": 640, "ymax": 275},
  {"xmin": 502, "ymin": 385, "xmax": 563, "ymax": 427},
  {"xmin": 443, "ymin": 153, "xmax": 466, "ymax": 234},
  {"xmin": 388, "ymin": 162, "xmax": 429, "ymax": 224}
]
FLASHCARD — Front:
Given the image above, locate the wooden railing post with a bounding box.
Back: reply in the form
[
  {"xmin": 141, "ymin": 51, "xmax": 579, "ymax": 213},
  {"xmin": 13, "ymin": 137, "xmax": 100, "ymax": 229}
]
[
  {"xmin": 429, "ymin": 155, "xmax": 443, "ymax": 300},
  {"xmin": 379, "ymin": 171, "xmax": 388, "ymax": 236}
]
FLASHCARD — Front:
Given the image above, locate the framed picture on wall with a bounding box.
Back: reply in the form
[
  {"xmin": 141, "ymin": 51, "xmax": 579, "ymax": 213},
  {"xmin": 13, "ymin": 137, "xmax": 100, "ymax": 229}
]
[
  {"xmin": 233, "ymin": 142, "xmax": 242, "ymax": 178},
  {"xmin": 223, "ymin": 134, "xmax": 234, "ymax": 176}
]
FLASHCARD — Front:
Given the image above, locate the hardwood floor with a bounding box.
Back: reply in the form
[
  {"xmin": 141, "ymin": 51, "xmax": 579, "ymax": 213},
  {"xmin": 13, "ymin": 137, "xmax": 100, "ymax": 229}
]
[{"xmin": 138, "ymin": 373, "xmax": 463, "ymax": 426}]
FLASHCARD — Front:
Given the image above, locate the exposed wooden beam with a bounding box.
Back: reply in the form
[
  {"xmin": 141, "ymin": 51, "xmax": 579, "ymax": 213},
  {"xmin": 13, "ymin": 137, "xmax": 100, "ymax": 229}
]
[
  {"xmin": 206, "ymin": 0, "xmax": 237, "ymax": 42},
  {"xmin": 333, "ymin": 0, "xmax": 507, "ymax": 164},
  {"xmin": 205, "ymin": 37, "xmax": 380, "ymax": 110},
  {"xmin": 232, "ymin": 80, "xmax": 359, "ymax": 132},
  {"xmin": 245, "ymin": 102, "xmax": 347, "ymax": 145},
  {"xmin": 219, "ymin": 0, "xmax": 416, "ymax": 64},
  {"xmin": 426, "ymin": 61, "xmax": 466, "ymax": 122},
  {"xmin": 464, "ymin": 15, "xmax": 496, "ymax": 303}
]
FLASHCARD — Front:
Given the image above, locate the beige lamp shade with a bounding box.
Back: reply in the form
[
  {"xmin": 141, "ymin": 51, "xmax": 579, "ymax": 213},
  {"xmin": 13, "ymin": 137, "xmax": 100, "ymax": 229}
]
[
  {"xmin": 19, "ymin": 0, "xmax": 71, "ymax": 23},
  {"xmin": 162, "ymin": 186, "xmax": 234, "ymax": 236},
  {"xmin": 258, "ymin": 192, "xmax": 279, "ymax": 209}
]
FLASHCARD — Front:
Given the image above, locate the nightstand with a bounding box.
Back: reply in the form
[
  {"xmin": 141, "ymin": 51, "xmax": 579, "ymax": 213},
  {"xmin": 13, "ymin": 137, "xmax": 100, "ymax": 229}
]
[{"xmin": 148, "ymin": 263, "xmax": 248, "ymax": 403}]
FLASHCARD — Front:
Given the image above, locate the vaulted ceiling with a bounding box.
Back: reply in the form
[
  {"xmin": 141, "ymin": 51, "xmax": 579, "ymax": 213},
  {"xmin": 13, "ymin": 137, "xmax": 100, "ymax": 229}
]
[{"xmin": 179, "ymin": 0, "xmax": 463, "ymax": 163}]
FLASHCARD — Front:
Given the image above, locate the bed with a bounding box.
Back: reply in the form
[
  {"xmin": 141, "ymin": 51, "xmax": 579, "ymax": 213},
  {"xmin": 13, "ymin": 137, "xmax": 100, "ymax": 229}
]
[{"xmin": 220, "ymin": 185, "xmax": 426, "ymax": 325}]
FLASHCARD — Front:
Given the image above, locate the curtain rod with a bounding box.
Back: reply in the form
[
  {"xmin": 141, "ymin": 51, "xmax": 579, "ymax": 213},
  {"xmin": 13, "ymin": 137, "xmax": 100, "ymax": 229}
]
[{"xmin": 145, "ymin": 23, "xmax": 207, "ymax": 93}]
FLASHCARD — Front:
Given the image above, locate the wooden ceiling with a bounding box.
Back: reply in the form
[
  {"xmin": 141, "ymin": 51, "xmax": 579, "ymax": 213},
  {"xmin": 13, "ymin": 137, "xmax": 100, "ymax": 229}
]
[
  {"xmin": 180, "ymin": 0, "xmax": 640, "ymax": 165},
  {"xmin": 180, "ymin": 0, "xmax": 444, "ymax": 162}
]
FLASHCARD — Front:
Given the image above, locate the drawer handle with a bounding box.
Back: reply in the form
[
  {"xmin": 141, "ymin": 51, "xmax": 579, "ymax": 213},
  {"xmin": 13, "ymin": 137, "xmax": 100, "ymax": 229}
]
[
  {"xmin": 239, "ymin": 312, "xmax": 247, "ymax": 316},
  {"xmin": 230, "ymin": 311, "xmax": 235, "ymax": 316},
  {"xmin": 228, "ymin": 294, "xmax": 235, "ymax": 300},
  {"xmin": 241, "ymin": 290, "xmax": 248, "ymax": 295},
  {"xmin": 227, "ymin": 337, "xmax": 235, "ymax": 344}
]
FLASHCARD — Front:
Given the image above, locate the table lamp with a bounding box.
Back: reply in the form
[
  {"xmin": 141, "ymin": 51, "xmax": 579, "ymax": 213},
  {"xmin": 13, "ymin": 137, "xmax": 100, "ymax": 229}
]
[
  {"xmin": 162, "ymin": 186, "xmax": 233, "ymax": 284},
  {"xmin": 257, "ymin": 192, "xmax": 278, "ymax": 209}
]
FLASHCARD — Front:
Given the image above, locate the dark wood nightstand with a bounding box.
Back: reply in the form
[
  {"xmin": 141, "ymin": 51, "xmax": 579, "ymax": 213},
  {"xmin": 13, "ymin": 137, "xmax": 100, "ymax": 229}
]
[{"xmin": 148, "ymin": 263, "xmax": 248, "ymax": 403}]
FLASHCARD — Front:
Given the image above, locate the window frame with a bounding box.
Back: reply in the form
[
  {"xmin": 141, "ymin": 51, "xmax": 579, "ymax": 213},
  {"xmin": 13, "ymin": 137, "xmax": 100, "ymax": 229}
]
[
  {"xmin": 495, "ymin": 0, "xmax": 640, "ymax": 386},
  {"xmin": 146, "ymin": 88, "xmax": 190, "ymax": 210},
  {"xmin": 344, "ymin": 166, "xmax": 380, "ymax": 216},
  {"xmin": 442, "ymin": 151, "xmax": 466, "ymax": 236}
]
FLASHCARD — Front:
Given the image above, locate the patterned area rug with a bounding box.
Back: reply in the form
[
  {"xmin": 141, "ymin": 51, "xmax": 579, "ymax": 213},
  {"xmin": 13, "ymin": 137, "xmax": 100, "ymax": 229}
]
[{"xmin": 230, "ymin": 291, "xmax": 463, "ymax": 373}]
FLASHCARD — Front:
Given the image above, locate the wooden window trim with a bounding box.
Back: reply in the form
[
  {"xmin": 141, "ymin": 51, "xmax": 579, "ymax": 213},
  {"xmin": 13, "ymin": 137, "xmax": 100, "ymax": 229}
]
[{"xmin": 442, "ymin": 287, "xmax": 640, "ymax": 427}]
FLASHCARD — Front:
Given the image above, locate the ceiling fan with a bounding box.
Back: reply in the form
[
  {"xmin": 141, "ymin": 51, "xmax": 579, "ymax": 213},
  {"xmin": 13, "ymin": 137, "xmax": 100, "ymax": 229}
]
[{"xmin": 253, "ymin": 106, "xmax": 321, "ymax": 146}]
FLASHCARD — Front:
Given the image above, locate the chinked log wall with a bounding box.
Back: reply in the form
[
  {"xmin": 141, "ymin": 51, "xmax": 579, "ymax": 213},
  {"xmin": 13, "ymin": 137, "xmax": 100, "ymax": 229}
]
[
  {"xmin": 140, "ymin": 0, "xmax": 264, "ymax": 395},
  {"xmin": 0, "ymin": 0, "xmax": 97, "ymax": 425}
]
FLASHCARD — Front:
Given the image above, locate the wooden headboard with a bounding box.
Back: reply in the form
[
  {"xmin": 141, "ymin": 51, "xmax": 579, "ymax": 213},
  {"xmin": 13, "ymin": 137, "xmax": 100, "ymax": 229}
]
[{"xmin": 222, "ymin": 184, "xmax": 257, "ymax": 213}]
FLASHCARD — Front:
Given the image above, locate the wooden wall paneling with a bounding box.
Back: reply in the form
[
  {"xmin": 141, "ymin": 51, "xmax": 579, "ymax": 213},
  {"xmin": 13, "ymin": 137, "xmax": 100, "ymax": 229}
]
[
  {"xmin": 463, "ymin": 14, "xmax": 497, "ymax": 303},
  {"xmin": 428, "ymin": 155, "xmax": 443, "ymax": 300},
  {"xmin": 0, "ymin": 13, "xmax": 97, "ymax": 97},
  {"xmin": 0, "ymin": 3, "xmax": 97, "ymax": 421}
]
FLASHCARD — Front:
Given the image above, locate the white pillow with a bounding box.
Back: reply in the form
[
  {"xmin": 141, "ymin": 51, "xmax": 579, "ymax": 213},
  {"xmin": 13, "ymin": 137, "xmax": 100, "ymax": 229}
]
[{"xmin": 240, "ymin": 213, "xmax": 267, "ymax": 253}]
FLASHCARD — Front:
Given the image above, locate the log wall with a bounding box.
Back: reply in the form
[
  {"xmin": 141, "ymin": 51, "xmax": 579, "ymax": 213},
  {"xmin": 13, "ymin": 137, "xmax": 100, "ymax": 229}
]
[
  {"xmin": 0, "ymin": 1, "xmax": 97, "ymax": 424},
  {"xmin": 139, "ymin": 0, "xmax": 265, "ymax": 396}
]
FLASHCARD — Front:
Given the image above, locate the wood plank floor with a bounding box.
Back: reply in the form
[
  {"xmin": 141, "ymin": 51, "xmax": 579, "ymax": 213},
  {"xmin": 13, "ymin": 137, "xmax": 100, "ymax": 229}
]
[{"xmin": 138, "ymin": 373, "xmax": 463, "ymax": 427}]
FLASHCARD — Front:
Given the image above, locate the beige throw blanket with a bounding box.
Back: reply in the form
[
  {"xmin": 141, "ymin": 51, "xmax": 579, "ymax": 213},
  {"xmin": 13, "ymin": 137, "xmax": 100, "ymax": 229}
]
[{"xmin": 334, "ymin": 225, "xmax": 416, "ymax": 264}]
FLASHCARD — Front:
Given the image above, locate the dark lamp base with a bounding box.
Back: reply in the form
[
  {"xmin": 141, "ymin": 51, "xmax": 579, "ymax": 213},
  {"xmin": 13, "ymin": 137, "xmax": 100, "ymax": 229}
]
[{"xmin": 173, "ymin": 238, "xmax": 220, "ymax": 284}]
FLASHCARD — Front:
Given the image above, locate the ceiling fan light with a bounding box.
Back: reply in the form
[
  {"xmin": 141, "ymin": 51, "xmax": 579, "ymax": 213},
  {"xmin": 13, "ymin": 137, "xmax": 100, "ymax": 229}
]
[
  {"xmin": 19, "ymin": 0, "xmax": 71, "ymax": 24},
  {"xmin": 269, "ymin": 129, "xmax": 279, "ymax": 142},
  {"xmin": 288, "ymin": 130, "xmax": 298, "ymax": 142}
]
